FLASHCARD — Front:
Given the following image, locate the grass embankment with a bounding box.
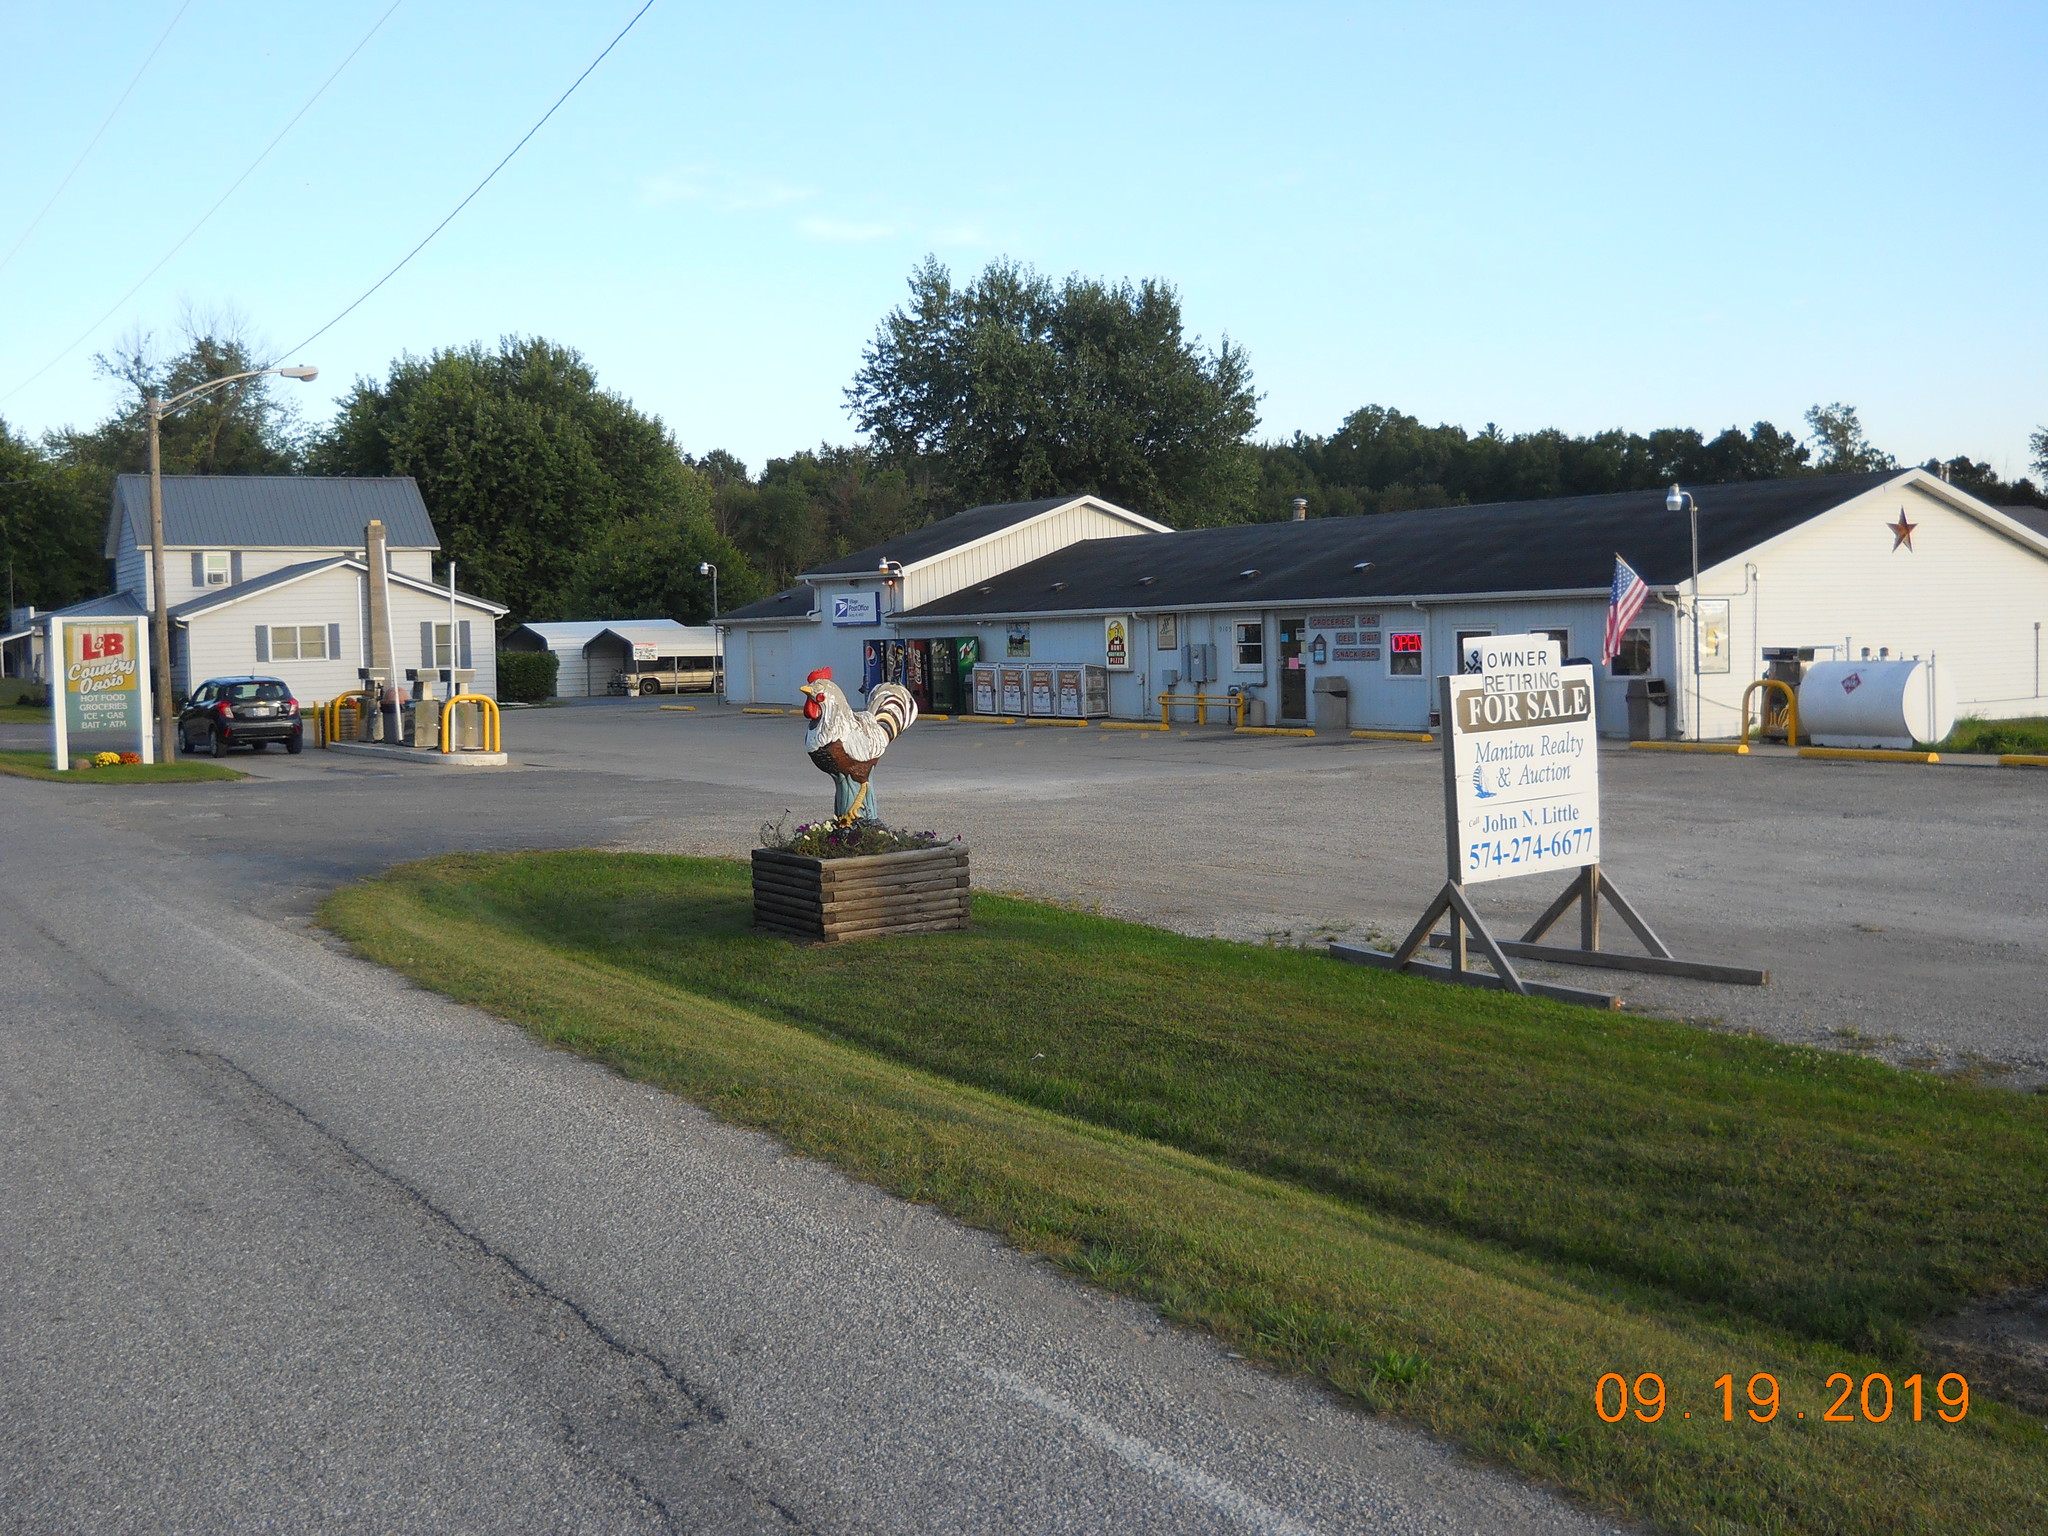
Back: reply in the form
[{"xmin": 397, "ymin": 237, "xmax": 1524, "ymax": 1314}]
[
  {"xmin": 0, "ymin": 748, "xmax": 244, "ymax": 783},
  {"xmin": 323, "ymin": 852, "xmax": 2047, "ymax": 1536},
  {"xmin": 1938, "ymin": 716, "xmax": 2048, "ymax": 756}
]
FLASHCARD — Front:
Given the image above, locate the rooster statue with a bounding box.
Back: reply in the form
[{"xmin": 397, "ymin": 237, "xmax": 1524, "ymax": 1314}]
[{"xmin": 797, "ymin": 667, "xmax": 919, "ymax": 824}]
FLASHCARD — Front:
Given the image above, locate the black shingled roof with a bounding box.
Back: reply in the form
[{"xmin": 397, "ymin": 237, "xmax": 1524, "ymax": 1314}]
[
  {"xmin": 903, "ymin": 471, "xmax": 1908, "ymax": 618},
  {"xmin": 717, "ymin": 585, "xmax": 820, "ymax": 623},
  {"xmin": 800, "ymin": 496, "xmax": 1109, "ymax": 578}
]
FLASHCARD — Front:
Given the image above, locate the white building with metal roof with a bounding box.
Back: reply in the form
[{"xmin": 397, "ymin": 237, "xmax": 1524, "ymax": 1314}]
[{"xmin": 504, "ymin": 619, "xmax": 722, "ymax": 697}]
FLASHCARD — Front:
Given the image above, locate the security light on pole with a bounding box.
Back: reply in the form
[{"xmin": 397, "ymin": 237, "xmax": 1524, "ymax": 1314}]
[{"xmin": 1667, "ymin": 484, "xmax": 1701, "ymax": 740}]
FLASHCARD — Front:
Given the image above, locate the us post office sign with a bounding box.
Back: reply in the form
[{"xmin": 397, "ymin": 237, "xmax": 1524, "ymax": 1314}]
[{"xmin": 1439, "ymin": 633, "xmax": 1598, "ymax": 885}]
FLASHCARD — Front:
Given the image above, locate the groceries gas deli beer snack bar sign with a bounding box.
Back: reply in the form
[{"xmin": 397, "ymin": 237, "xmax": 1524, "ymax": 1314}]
[
  {"xmin": 1443, "ymin": 635, "xmax": 1599, "ymax": 883},
  {"xmin": 53, "ymin": 616, "xmax": 153, "ymax": 768}
]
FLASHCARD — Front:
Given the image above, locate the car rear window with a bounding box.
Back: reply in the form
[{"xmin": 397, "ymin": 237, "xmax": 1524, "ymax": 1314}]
[{"xmin": 224, "ymin": 681, "xmax": 289, "ymax": 701}]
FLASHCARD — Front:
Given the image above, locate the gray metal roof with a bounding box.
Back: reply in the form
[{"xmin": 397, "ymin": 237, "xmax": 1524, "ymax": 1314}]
[
  {"xmin": 594, "ymin": 621, "xmax": 718, "ymax": 651},
  {"xmin": 902, "ymin": 471, "xmax": 1909, "ymax": 619},
  {"xmin": 106, "ymin": 475, "xmax": 439, "ymax": 556},
  {"xmin": 512, "ymin": 620, "xmax": 620, "ymax": 645},
  {"xmin": 801, "ymin": 495, "xmax": 1148, "ymax": 578}
]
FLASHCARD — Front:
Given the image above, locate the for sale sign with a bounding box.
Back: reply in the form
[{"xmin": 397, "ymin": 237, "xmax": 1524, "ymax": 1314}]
[
  {"xmin": 1439, "ymin": 633, "xmax": 1599, "ymax": 885},
  {"xmin": 52, "ymin": 616, "xmax": 152, "ymax": 768}
]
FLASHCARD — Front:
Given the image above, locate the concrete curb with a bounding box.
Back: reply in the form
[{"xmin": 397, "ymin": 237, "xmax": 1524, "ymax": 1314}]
[{"xmin": 324, "ymin": 741, "xmax": 508, "ymax": 767}]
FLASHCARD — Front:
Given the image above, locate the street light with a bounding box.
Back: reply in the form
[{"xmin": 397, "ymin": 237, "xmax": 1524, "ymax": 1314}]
[
  {"xmin": 697, "ymin": 560, "xmax": 719, "ymax": 697},
  {"xmin": 1666, "ymin": 483, "xmax": 1701, "ymax": 740},
  {"xmin": 146, "ymin": 365, "xmax": 317, "ymax": 761}
]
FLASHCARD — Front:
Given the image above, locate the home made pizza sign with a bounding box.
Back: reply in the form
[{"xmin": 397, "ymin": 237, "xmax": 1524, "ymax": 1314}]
[{"xmin": 1439, "ymin": 634, "xmax": 1599, "ymax": 884}]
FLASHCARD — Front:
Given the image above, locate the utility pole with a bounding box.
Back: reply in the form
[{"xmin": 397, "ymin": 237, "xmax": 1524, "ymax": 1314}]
[{"xmin": 143, "ymin": 365, "xmax": 318, "ymax": 761}]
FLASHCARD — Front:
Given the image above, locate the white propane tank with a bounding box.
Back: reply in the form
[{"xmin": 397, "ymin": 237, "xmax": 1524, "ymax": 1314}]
[{"xmin": 1797, "ymin": 660, "xmax": 1954, "ymax": 749}]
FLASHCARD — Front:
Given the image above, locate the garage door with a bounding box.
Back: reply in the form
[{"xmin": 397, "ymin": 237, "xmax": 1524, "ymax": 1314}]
[{"xmin": 750, "ymin": 629, "xmax": 790, "ymax": 704}]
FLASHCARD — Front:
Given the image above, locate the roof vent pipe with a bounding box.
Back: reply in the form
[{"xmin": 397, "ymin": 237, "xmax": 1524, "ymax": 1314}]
[{"xmin": 1291, "ymin": 497, "xmax": 1308, "ymax": 521}]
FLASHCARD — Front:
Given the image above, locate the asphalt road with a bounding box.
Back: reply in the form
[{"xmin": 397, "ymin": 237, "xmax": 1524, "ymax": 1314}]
[{"xmin": 0, "ymin": 756, "xmax": 1620, "ymax": 1535}]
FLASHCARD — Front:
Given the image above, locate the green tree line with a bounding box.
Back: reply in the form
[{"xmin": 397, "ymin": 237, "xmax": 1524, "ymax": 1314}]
[{"xmin": 5, "ymin": 266, "xmax": 2044, "ymax": 623}]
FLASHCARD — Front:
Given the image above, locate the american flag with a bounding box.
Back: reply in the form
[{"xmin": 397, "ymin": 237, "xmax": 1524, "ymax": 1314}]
[{"xmin": 1602, "ymin": 555, "xmax": 1648, "ymax": 665}]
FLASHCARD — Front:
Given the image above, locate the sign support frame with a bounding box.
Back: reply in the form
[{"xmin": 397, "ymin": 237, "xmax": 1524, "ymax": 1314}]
[{"xmin": 1332, "ymin": 651, "xmax": 1767, "ymax": 1005}]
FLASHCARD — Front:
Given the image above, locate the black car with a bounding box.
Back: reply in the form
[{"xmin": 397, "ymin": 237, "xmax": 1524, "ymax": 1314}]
[{"xmin": 179, "ymin": 676, "xmax": 304, "ymax": 755}]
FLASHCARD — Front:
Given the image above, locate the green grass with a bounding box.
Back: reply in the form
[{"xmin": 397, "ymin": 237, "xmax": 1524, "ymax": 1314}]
[
  {"xmin": 0, "ymin": 702, "xmax": 53, "ymax": 724},
  {"xmin": 322, "ymin": 852, "xmax": 2048, "ymax": 1536},
  {"xmin": 0, "ymin": 747, "xmax": 244, "ymax": 783},
  {"xmin": 1938, "ymin": 716, "xmax": 2048, "ymax": 756}
]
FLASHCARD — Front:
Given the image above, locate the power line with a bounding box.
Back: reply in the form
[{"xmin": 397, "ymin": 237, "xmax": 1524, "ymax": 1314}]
[
  {"xmin": 0, "ymin": 0, "xmax": 405, "ymax": 408},
  {"xmin": 272, "ymin": 0, "xmax": 656, "ymax": 363},
  {"xmin": 0, "ymin": 0, "xmax": 197, "ymax": 281}
]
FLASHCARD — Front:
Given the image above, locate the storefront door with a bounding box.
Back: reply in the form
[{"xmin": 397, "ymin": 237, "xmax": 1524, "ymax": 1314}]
[{"xmin": 1279, "ymin": 615, "xmax": 1308, "ymax": 721}]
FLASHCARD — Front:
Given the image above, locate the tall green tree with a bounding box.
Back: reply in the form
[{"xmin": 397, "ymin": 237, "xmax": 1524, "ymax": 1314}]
[
  {"xmin": 1253, "ymin": 408, "xmax": 1816, "ymax": 521},
  {"xmin": 0, "ymin": 419, "xmax": 103, "ymax": 611},
  {"xmin": 565, "ymin": 510, "xmax": 760, "ymax": 623},
  {"xmin": 310, "ymin": 337, "xmax": 735, "ymax": 627},
  {"xmin": 1803, "ymin": 402, "xmax": 1894, "ymax": 474},
  {"xmin": 2031, "ymin": 426, "xmax": 2047, "ymax": 482},
  {"xmin": 848, "ymin": 257, "xmax": 1259, "ymax": 526},
  {"xmin": 51, "ymin": 326, "xmax": 307, "ymax": 479}
]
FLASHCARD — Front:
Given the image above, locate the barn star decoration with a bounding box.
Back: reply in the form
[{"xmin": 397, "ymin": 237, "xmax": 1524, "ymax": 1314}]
[{"xmin": 1887, "ymin": 511, "xmax": 1917, "ymax": 551}]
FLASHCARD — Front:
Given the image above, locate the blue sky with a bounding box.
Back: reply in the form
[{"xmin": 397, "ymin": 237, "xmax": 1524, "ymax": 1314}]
[{"xmin": 3, "ymin": 2, "xmax": 2043, "ymax": 482}]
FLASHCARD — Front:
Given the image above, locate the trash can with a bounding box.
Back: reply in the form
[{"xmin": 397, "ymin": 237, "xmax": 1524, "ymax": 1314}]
[
  {"xmin": 1625, "ymin": 678, "xmax": 1670, "ymax": 740},
  {"xmin": 1312, "ymin": 676, "xmax": 1350, "ymax": 733}
]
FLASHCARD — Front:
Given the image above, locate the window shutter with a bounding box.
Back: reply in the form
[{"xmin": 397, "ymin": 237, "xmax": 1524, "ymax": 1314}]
[
  {"xmin": 230, "ymin": 552, "xmax": 243, "ymax": 584},
  {"xmin": 421, "ymin": 622, "xmax": 434, "ymax": 668},
  {"xmin": 254, "ymin": 625, "xmax": 269, "ymax": 663},
  {"xmin": 328, "ymin": 622, "xmax": 341, "ymax": 662},
  {"xmin": 191, "ymin": 553, "xmax": 204, "ymax": 586},
  {"xmin": 458, "ymin": 620, "xmax": 472, "ymax": 669}
]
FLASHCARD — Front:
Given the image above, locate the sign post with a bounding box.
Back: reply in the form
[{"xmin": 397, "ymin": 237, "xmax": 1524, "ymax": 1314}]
[
  {"xmin": 52, "ymin": 616, "xmax": 152, "ymax": 770},
  {"xmin": 1332, "ymin": 633, "xmax": 1764, "ymax": 1004}
]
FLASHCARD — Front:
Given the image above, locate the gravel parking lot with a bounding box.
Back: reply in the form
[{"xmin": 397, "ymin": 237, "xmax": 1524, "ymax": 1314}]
[{"xmin": 14, "ymin": 697, "xmax": 2047, "ymax": 1085}]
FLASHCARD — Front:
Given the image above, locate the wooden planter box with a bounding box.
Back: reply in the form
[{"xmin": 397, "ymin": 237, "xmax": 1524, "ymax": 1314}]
[{"xmin": 752, "ymin": 843, "xmax": 970, "ymax": 942}]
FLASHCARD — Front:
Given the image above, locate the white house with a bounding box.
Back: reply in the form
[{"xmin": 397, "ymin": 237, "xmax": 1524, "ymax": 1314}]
[
  {"xmin": 52, "ymin": 475, "xmax": 508, "ymax": 703},
  {"xmin": 716, "ymin": 471, "xmax": 2048, "ymax": 737}
]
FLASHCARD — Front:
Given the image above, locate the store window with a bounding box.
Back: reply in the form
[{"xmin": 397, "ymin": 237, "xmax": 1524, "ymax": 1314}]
[
  {"xmin": 1388, "ymin": 630, "xmax": 1424, "ymax": 676},
  {"xmin": 1541, "ymin": 627, "xmax": 1571, "ymax": 657},
  {"xmin": 1234, "ymin": 620, "xmax": 1265, "ymax": 669},
  {"xmin": 1609, "ymin": 627, "xmax": 1652, "ymax": 676}
]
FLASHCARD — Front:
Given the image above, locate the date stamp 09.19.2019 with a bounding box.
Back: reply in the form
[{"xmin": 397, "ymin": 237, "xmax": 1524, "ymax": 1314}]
[{"xmin": 1595, "ymin": 1371, "xmax": 1970, "ymax": 1425}]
